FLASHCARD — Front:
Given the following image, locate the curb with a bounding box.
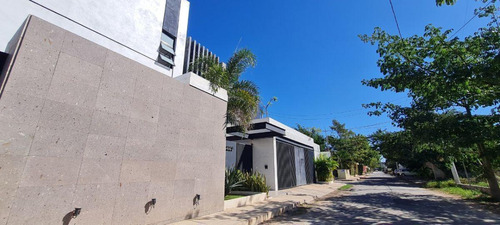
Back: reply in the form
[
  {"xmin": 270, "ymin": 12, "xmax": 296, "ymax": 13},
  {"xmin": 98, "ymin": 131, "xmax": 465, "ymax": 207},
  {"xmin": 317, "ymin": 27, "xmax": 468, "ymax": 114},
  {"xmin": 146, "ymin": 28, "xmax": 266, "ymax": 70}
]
[{"xmin": 246, "ymin": 200, "xmax": 302, "ymax": 225}]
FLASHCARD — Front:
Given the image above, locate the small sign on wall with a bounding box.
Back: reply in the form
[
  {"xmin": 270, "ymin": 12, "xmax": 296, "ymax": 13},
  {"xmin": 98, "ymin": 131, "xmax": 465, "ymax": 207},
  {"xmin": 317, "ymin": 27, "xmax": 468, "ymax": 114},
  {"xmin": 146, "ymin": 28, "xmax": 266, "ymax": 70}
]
[{"xmin": 226, "ymin": 146, "xmax": 233, "ymax": 152}]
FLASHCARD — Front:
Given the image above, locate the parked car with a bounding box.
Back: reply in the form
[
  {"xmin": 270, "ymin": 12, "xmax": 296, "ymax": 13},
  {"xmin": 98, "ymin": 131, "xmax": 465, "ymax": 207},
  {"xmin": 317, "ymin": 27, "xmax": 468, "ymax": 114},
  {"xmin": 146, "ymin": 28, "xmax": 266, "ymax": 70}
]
[{"xmin": 395, "ymin": 169, "xmax": 417, "ymax": 176}]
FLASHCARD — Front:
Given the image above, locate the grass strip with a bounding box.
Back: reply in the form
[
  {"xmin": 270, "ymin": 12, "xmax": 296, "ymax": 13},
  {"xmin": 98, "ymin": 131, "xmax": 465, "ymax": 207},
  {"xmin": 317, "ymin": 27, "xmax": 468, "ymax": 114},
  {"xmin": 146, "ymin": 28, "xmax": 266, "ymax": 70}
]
[
  {"xmin": 439, "ymin": 187, "xmax": 482, "ymax": 199},
  {"xmin": 338, "ymin": 184, "xmax": 353, "ymax": 191},
  {"xmin": 224, "ymin": 195, "xmax": 245, "ymax": 200}
]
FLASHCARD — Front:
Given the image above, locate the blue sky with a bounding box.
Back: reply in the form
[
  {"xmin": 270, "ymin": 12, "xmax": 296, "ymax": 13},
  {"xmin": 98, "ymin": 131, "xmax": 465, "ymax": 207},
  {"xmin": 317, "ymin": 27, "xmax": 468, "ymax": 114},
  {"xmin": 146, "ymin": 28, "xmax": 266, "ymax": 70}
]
[{"xmin": 187, "ymin": 0, "xmax": 491, "ymax": 136}]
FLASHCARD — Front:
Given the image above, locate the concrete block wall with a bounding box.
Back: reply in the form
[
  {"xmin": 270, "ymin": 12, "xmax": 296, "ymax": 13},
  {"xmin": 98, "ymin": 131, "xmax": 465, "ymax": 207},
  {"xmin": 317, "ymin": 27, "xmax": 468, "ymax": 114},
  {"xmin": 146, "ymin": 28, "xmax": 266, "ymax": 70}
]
[{"xmin": 0, "ymin": 16, "xmax": 226, "ymax": 225}]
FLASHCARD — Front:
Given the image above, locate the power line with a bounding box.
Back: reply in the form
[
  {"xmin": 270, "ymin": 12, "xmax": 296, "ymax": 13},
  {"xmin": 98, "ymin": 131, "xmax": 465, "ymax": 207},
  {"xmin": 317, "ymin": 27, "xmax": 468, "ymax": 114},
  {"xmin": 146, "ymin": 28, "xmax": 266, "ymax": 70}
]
[
  {"xmin": 270, "ymin": 108, "xmax": 366, "ymax": 118},
  {"xmin": 270, "ymin": 111, "xmax": 366, "ymax": 121},
  {"xmin": 449, "ymin": 13, "xmax": 479, "ymax": 39},
  {"xmin": 449, "ymin": 1, "xmax": 493, "ymax": 39},
  {"xmin": 268, "ymin": 97, "xmax": 410, "ymax": 119},
  {"xmin": 350, "ymin": 122, "xmax": 392, "ymax": 130},
  {"xmin": 389, "ymin": 0, "xmax": 403, "ymax": 38}
]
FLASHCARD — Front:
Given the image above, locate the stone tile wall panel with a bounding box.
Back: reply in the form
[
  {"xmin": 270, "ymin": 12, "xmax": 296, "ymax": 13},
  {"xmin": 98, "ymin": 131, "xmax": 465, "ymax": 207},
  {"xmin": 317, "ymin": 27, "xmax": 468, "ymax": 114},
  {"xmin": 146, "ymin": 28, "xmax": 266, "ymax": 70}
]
[{"xmin": 0, "ymin": 16, "xmax": 226, "ymax": 225}]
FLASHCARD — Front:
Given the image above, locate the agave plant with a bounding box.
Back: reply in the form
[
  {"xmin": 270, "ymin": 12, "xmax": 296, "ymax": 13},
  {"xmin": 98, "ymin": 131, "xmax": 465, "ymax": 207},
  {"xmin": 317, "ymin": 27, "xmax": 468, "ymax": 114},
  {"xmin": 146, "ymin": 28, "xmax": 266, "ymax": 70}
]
[
  {"xmin": 241, "ymin": 171, "xmax": 270, "ymax": 194},
  {"xmin": 224, "ymin": 167, "xmax": 245, "ymax": 196},
  {"xmin": 191, "ymin": 49, "xmax": 259, "ymax": 132}
]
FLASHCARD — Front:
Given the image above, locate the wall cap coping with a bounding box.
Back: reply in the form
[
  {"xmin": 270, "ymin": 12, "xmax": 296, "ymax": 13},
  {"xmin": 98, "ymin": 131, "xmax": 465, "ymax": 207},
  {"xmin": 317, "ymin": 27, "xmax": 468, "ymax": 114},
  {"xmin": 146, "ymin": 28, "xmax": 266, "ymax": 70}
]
[{"xmin": 175, "ymin": 72, "xmax": 228, "ymax": 102}]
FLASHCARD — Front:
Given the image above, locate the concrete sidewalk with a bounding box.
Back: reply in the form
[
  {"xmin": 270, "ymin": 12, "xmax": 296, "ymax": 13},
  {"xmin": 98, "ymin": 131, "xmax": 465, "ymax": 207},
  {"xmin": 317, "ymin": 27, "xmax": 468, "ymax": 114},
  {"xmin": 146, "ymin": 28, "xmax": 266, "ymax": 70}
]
[{"xmin": 170, "ymin": 182, "xmax": 344, "ymax": 225}]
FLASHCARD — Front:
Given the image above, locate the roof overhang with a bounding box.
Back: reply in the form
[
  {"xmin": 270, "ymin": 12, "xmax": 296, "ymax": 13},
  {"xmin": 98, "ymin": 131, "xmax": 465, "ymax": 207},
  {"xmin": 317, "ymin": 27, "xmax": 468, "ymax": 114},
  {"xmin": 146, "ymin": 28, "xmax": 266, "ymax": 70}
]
[{"xmin": 226, "ymin": 122, "xmax": 285, "ymax": 141}]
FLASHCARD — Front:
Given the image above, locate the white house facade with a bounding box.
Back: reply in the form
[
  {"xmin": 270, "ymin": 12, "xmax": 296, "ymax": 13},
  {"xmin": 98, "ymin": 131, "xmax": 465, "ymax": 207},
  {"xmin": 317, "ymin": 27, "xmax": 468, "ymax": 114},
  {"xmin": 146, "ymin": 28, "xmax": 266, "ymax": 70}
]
[
  {"xmin": 0, "ymin": 0, "xmax": 190, "ymax": 78},
  {"xmin": 226, "ymin": 118, "xmax": 321, "ymax": 191}
]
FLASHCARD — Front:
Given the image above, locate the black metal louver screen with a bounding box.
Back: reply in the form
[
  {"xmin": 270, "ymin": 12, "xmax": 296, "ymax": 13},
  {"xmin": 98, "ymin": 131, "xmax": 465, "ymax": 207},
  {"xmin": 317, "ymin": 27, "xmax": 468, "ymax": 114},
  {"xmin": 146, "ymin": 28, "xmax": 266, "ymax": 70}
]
[
  {"xmin": 277, "ymin": 141, "xmax": 296, "ymax": 189},
  {"xmin": 304, "ymin": 149, "xmax": 315, "ymax": 184}
]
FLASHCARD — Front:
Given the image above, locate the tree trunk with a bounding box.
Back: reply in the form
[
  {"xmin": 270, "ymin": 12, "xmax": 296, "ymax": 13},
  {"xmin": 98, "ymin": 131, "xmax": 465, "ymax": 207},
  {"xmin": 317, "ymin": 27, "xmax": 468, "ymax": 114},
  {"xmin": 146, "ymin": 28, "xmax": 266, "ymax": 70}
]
[
  {"xmin": 463, "ymin": 107, "xmax": 500, "ymax": 200},
  {"xmin": 478, "ymin": 143, "xmax": 500, "ymax": 201}
]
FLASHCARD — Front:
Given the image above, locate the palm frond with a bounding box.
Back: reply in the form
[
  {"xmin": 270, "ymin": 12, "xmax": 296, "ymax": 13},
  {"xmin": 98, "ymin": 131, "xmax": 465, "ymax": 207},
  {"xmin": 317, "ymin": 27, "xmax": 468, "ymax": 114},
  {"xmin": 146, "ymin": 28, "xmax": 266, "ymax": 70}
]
[
  {"xmin": 226, "ymin": 49, "xmax": 256, "ymax": 83},
  {"xmin": 190, "ymin": 56, "xmax": 228, "ymax": 91},
  {"xmin": 227, "ymin": 87, "xmax": 260, "ymax": 130},
  {"xmin": 231, "ymin": 80, "xmax": 259, "ymax": 97},
  {"xmin": 192, "ymin": 49, "xmax": 260, "ymax": 131}
]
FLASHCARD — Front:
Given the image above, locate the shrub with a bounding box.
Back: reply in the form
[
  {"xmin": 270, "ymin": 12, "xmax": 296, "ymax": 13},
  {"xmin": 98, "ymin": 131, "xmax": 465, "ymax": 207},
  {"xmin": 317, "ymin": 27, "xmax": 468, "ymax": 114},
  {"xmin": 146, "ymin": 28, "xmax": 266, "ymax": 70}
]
[
  {"xmin": 225, "ymin": 168, "xmax": 244, "ymax": 195},
  {"xmin": 240, "ymin": 171, "xmax": 270, "ymax": 194},
  {"xmin": 314, "ymin": 155, "xmax": 339, "ymax": 182},
  {"xmin": 225, "ymin": 168, "xmax": 271, "ymax": 195}
]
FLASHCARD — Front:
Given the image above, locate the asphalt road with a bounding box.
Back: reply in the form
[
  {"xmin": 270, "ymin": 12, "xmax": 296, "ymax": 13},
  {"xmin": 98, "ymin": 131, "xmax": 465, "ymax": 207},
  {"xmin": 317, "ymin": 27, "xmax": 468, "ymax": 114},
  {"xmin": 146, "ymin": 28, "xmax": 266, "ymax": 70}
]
[{"xmin": 263, "ymin": 172, "xmax": 500, "ymax": 225}]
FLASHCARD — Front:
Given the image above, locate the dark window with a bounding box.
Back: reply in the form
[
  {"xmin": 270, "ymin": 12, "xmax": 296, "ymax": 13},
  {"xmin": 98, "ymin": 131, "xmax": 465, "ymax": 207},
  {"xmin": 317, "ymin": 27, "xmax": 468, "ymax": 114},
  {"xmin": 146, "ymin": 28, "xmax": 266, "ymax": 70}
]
[
  {"xmin": 0, "ymin": 51, "xmax": 8, "ymax": 73},
  {"xmin": 158, "ymin": 32, "xmax": 175, "ymax": 68}
]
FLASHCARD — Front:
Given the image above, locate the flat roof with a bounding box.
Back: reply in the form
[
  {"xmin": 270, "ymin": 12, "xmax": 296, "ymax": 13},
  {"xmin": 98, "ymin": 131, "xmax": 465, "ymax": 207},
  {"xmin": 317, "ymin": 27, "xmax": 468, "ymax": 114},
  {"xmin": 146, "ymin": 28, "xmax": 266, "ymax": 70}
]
[{"xmin": 226, "ymin": 117, "xmax": 320, "ymax": 150}]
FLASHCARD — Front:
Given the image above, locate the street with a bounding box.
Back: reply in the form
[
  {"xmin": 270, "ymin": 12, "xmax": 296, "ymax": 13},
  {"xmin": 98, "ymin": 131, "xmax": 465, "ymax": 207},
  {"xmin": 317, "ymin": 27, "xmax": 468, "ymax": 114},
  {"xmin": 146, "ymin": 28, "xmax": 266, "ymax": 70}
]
[{"xmin": 263, "ymin": 172, "xmax": 500, "ymax": 224}]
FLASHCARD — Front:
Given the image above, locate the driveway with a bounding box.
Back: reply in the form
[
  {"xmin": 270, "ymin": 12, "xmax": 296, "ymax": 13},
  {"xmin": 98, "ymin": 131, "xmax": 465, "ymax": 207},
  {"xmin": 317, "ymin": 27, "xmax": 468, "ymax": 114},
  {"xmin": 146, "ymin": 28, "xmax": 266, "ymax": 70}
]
[{"xmin": 262, "ymin": 172, "xmax": 500, "ymax": 224}]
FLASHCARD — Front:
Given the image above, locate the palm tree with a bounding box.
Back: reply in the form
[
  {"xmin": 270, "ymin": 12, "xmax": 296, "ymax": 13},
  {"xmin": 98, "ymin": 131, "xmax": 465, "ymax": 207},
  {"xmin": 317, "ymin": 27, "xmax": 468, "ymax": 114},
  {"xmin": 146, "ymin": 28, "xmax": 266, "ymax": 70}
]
[{"xmin": 191, "ymin": 49, "xmax": 260, "ymax": 131}]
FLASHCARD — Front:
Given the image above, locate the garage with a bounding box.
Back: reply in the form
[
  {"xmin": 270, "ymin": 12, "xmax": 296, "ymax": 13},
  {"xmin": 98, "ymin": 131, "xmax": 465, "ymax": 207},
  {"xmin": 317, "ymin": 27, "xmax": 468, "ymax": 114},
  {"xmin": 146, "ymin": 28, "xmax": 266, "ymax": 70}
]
[{"xmin": 276, "ymin": 140, "xmax": 315, "ymax": 189}]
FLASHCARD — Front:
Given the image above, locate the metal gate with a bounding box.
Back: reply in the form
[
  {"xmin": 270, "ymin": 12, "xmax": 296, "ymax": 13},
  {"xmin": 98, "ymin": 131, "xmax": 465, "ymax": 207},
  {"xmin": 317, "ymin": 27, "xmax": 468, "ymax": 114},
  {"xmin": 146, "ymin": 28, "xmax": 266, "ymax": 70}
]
[
  {"xmin": 277, "ymin": 140, "xmax": 315, "ymax": 189},
  {"xmin": 277, "ymin": 141, "xmax": 296, "ymax": 189},
  {"xmin": 294, "ymin": 147, "xmax": 307, "ymax": 186},
  {"xmin": 304, "ymin": 149, "xmax": 315, "ymax": 184}
]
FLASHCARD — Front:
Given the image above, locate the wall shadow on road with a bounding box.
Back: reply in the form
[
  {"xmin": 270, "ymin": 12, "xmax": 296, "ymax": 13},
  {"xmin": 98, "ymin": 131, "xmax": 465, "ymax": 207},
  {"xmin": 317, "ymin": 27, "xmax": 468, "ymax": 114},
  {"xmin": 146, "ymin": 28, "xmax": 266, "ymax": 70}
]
[{"xmin": 265, "ymin": 191, "xmax": 500, "ymax": 225}]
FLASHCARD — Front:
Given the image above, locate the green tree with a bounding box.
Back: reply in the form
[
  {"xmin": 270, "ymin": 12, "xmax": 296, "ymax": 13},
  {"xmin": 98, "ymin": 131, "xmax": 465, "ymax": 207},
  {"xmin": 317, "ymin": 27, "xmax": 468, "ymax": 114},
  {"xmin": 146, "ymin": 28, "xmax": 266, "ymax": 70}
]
[
  {"xmin": 436, "ymin": 0, "xmax": 457, "ymax": 6},
  {"xmin": 328, "ymin": 120, "xmax": 380, "ymax": 172},
  {"xmin": 370, "ymin": 130, "xmax": 452, "ymax": 174},
  {"xmin": 295, "ymin": 125, "xmax": 327, "ymax": 151},
  {"xmin": 360, "ymin": 2, "xmax": 500, "ymax": 199},
  {"xmin": 435, "ymin": 0, "xmax": 496, "ymax": 6},
  {"xmin": 192, "ymin": 49, "xmax": 260, "ymax": 131}
]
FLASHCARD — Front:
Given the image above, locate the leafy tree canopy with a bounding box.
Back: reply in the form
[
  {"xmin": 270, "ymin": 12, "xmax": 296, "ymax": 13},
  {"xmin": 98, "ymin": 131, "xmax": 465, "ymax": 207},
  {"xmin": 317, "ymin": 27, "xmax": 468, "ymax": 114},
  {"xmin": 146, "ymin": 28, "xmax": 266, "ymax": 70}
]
[
  {"xmin": 328, "ymin": 120, "xmax": 381, "ymax": 169},
  {"xmin": 436, "ymin": 0, "xmax": 498, "ymax": 6},
  {"xmin": 295, "ymin": 125, "xmax": 327, "ymax": 151},
  {"xmin": 436, "ymin": 0, "xmax": 457, "ymax": 6},
  {"xmin": 360, "ymin": 1, "xmax": 500, "ymax": 199}
]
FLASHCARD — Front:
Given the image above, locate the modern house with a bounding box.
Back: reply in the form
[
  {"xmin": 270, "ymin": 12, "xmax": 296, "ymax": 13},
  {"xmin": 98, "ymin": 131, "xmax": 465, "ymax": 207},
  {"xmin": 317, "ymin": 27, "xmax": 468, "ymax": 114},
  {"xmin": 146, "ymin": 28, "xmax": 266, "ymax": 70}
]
[
  {"xmin": 0, "ymin": 0, "xmax": 193, "ymax": 78},
  {"xmin": 226, "ymin": 118, "xmax": 320, "ymax": 191},
  {"xmin": 0, "ymin": 1, "xmax": 228, "ymax": 224}
]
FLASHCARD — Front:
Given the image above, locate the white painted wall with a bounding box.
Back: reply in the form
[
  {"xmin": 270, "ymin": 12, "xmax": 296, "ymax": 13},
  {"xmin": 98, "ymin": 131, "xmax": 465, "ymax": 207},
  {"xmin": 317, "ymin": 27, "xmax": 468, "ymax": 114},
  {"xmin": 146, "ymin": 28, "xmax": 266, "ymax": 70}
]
[
  {"xmin": 0, "ymin": 0, "xmax": 190, "ymax": 77},
  {"xmin": 172, "ymin": 0, "xmax": 189, "ymax": 77},
  {"xmin": 252, "ymin": 137, "xmax": 278, "ymax": 191},
  {"xmin": 225, "ymin": 141, "xmax": 237, "ymax": 169}
]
